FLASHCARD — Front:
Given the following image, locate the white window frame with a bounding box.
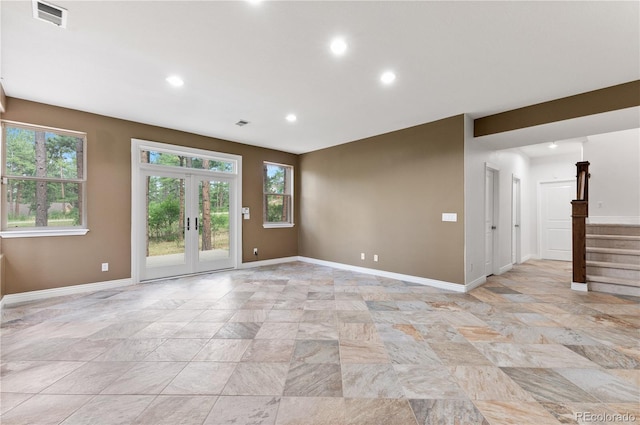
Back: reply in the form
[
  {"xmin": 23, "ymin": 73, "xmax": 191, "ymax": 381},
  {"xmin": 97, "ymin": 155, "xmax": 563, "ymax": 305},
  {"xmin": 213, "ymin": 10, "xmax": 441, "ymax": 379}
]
[
  {"xmin": 0, "ymin": 120, "xmax": 88, "ymax": 238},
  {"xmin": 263, "ymin": 161, "xmax": 294, "ymax": 228}
]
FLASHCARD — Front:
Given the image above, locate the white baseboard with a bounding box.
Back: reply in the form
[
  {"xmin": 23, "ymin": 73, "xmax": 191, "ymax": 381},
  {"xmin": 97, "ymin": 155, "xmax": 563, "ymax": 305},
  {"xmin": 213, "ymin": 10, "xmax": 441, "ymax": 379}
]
[
  {"xmin": 588, "ymin": 216, "xmax": 640, "ymax": 225},
  {"xmin": 240, "ymin": 256, "xmax": 299, "ymax": 269},
  {"xmin": 297, "ymin": 256, "xmax": 467, "ymax": 293},
  {"xmin": 1, "ymin": 255, "xmax": 479, "ymax": 308},
  {"xmin": 521, "ymin": 254, "xmax": 533, "ymax": 262},
  {"xmin": 465, "ymin": 275, "xmax": 486, "ymax": 291},
  {"xmin": 1, "ymin": 278, "xmax": 134, "ymax": 306},
  {"xmin": 498, "ymin": 264, "xmax": 513, "ymax": 275},
  {"xmin": 571, "ymin": 282, "xmax": 589, "ymax": 292}
]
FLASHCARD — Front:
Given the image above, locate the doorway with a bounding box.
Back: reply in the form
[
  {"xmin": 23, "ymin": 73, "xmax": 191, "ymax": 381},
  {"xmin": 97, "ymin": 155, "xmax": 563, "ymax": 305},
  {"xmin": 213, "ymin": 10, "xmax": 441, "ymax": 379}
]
[
  {"xmin": 132, "ymin": 139, "xmax": 242, "ymax": 281},
  {"xmin": 539, "ymin": 180, "xmax": 575, "ymax": 261},
  {"xmin": 512, "ymin": 176, "xmax": 522, "ymax": 265},
  {"xmin": 485, "ymin": 164, "xmax": 499, "ymax": 277}
]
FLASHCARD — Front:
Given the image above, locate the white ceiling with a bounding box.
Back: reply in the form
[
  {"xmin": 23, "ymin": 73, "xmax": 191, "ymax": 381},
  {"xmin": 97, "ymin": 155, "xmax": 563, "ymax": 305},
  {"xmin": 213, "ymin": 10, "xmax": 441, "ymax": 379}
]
[
  {"xmin": 516, "ymin": 137, "xmax": 584, "ymax": 159},
  {"xmin": 1, "ymin": 1, "xmax": 639, "ymax": 154}
]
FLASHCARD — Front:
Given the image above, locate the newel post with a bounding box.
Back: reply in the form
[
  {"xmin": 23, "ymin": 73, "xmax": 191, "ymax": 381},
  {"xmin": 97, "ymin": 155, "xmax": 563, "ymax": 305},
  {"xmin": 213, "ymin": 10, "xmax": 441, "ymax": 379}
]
[{"xmin": 571, "ymin": 161, "xmax": 590, "ymax": 291}]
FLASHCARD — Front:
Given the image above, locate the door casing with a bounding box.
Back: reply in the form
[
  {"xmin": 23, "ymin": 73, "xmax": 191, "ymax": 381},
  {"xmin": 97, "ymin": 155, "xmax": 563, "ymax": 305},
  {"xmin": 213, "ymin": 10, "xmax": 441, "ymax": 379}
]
[{"xmin": 131, "ymin": 139, "xmax": 242, "ymax": 282}]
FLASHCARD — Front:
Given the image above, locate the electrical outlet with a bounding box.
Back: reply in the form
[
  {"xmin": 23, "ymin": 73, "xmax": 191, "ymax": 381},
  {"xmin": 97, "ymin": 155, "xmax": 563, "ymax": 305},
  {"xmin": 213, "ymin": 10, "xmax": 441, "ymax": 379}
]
[
  {"xmin": 360, "ymin": 253, "xmax": 365, "ymax": 260},
  {"xmin": 253, "ymin": 248, "xmax": 258, "ymax": 256},
  {"xmin": 101, "ymin": 263, "xmax": 109, "ymax": 272},
  {"xmin": 374, "ymin": 254, "xmax": 379, "ymax": 262}
]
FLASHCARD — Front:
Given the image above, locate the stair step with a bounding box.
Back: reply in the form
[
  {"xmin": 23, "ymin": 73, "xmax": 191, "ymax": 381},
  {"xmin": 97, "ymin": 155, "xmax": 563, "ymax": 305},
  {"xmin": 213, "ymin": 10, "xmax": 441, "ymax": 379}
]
[
  {"xmin": 586, "ymin": 261, "xmax": 640, "ymax": 271},
  {"xmin": 587, "ymin": 274, "xmax": 640, "ymax": 288},
  {"xmin": 586, "ymin": 235, "xmax": 640, "ymax": 240},
  {"xmin": 587, "ymin": 263, "xmax": 640, "ymax": 280},
  {"xmin": 587, "ymin": 224, "xmax": 640, "ymax": 236},
  {"xmin": 586, "ymin": 247, "xmax": 640, "ymax": 256},
  {"xmin": 587, "ymin": 251, "xmax": 640, "ymax": 265},
  {"xmin": 588, "ymin": 282, "xmax": 640, "ymax": 297},
  {"xmin": 586, "ymin": 234, "xmax": 640, "ymax": 249}
]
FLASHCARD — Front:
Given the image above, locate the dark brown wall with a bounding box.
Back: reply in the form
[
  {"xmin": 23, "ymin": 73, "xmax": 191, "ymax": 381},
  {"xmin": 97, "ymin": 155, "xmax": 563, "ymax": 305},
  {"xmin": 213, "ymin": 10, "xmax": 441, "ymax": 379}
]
[
  {"xmin": 1, "ymin": 98, "xmax": 298, "ymax": 295},
  {"xmin": 474, "ymin": 80, "xmax": 640, "ymax": 137},
  {"xmin": 299, "ymin": 115, "xmax": 466, "ymax": 285}
]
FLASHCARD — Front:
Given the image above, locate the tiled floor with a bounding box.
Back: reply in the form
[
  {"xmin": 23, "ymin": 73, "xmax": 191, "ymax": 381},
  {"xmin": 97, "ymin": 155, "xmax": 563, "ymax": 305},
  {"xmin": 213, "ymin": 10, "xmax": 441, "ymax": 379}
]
[{"xmin": 1, "ymin": 260, "xmax": 638, "ymax": 425}]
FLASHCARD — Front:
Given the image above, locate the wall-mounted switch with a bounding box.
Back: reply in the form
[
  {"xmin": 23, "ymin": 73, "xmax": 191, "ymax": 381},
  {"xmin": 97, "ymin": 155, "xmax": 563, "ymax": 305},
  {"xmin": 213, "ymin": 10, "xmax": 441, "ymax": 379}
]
[
  {"xmin": 442, "ymin": 213, "xmax": 457, "ymax": 222},
  {"xmin": 101, "ymin": 263, "xmax": 109, "ymax": 272},
  {"xmin": 374, "ymin": 254, "xmax": 379, "ymax": 262},
  {"xmin": 360, "ymin": 253, "xmax": 365, "ymax": 260},
  {"xmin": 242, "ymin": 207, "xmax": 251, "ymax": 220}
]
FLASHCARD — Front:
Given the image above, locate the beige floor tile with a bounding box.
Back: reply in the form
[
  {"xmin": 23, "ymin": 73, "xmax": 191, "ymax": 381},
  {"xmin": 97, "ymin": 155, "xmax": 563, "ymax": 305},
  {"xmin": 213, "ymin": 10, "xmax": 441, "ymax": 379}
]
[
  {"xmin": 206, "ymin": 396, "xmax": 279, "ymax": 425},
  {"xmin": 60, "ymin": 395, "xmax": 156, "ymax": 425},
  {"xmin": 133, "ymin": 395, "xmax": 218, "ymax": 425},
  {"xmin": 275, "ymin": 397, "xmax": 345, "ymax": 425},
  {"xmin": 162, "ymin": 362, "xmax": 236, "ymax": 395},
  {"xmin": 1, "ymin": 260, "xmax": 637, "ymax": 425},
  {"xmin": 0, "ymin": 394, "xmax": 91, "ymax": 425}
]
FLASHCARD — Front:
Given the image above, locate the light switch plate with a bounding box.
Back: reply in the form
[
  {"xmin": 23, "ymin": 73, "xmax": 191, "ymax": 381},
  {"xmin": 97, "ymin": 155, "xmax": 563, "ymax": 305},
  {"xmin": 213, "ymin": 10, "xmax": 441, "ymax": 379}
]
[{"xmin": 442, "ymin": 213, "xmax": 457, "ymax": 222}]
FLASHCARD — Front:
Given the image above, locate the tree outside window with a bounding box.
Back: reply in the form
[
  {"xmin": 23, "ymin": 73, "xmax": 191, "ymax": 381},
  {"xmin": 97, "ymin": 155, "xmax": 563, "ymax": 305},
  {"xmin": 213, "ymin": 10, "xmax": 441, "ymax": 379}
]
[
  {"xmin": 2, "ymin": 122, "xmax": 86, "ymax": 231},
  {"xmin": 263, "ymin": 162, "xmax": 293, "ymax": 226}
]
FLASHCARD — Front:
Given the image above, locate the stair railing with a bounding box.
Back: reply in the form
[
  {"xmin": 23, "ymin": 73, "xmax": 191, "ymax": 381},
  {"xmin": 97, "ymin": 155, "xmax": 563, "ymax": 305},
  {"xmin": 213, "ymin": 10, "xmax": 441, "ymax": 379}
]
[{"xmin": 571, "ymin": 161, "xmax": 590, "ymax": 287}]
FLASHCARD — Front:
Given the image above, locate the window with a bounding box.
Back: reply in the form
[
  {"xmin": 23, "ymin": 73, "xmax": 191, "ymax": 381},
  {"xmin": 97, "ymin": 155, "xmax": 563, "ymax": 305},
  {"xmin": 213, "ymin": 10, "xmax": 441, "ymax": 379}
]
[
  {"xmin": 140, "ymin": 148, "xmax": 235, "ymax": 173},
  {"xmin": 263, "ymin": 162, "xmax": 293, "ymax": 227},
  {"xmin": 1, "ymin": 121, "xmax": 87, "ymax": 237}
]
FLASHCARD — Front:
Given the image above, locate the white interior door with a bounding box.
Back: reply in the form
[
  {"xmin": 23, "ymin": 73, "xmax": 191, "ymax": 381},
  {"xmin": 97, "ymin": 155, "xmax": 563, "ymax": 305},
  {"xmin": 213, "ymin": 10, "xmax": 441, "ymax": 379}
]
[
  {"xmin": 485, "ymin": 167, "xmax": 498, "ymax": 276},
  {"xmin": 512, "ymin": 177, "xmax": 521, "ymax": 264},
  {"xmin": 540, "ymin": 180, "xmax": 575, "ymax": 261}
]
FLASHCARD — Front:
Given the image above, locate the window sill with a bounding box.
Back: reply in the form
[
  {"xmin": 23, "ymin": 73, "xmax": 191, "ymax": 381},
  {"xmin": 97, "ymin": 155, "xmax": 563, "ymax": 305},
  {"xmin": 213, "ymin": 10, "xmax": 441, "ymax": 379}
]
[
  {"xmin": 0, "ymin": 228, "xmax": 90, "ymax": 238},
  {"xmin": 263, "ymin": 223, "xmax": 295, "ymax": 229}
]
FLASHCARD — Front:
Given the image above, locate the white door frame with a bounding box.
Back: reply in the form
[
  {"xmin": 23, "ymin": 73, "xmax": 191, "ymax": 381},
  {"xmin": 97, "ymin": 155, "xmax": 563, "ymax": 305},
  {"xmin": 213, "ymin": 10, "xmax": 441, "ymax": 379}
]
[
  {"xmin": 537, "ymin": 179, "xmax": 574, "ymax": 261},
  {"xmin": 131, "ymin": 139, "xmax": 242, "ymax": 283},
  {"xmin": 485, "ymin": 163, "xmax": 500, "ymax": 277},
  {"xmin": 512, "ymin": 175, "xmax": 522, "ymax": 265}
]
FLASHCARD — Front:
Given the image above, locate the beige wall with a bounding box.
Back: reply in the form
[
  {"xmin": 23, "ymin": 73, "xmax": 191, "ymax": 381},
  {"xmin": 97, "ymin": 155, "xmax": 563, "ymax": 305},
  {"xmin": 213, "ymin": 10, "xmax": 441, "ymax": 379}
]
[
  {"xmin": 299, "ymin": 115, "xmax": 466, "ymax": 285},
  {"xmin": 1, "ymin": 98, "xmax": 298, "ymax": 295}
]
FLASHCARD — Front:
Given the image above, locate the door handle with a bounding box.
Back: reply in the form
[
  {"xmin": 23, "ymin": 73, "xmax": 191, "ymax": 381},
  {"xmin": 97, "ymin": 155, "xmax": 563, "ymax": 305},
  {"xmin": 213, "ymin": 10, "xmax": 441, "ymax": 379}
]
[
  {"xmin": 491, "ymin": 226, "xmax": 497, "ymax": 230},
  {"xmin": 187, "ymin": 217, "xmax": 190, "ymax": 231},
  {"xmin": 514, "ymin": 224, "xmax": 520, "ymax": 228},
  {"xmin": 195, "ymin": 217, "xmax": 198, "ymax": 230}
]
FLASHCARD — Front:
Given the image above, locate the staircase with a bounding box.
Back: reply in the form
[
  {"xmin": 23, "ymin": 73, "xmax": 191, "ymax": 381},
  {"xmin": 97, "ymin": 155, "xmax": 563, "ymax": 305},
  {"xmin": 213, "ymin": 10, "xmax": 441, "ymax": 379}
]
[{"xmin": 586, "ymin": 224, "xmax": 640, "ymax": 296}]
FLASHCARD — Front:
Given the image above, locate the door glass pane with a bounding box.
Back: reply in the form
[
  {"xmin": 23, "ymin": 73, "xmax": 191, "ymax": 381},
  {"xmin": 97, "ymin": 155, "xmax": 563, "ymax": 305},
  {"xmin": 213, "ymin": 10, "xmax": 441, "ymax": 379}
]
[
  {"xmin": 199, "ymin": 180, "xmax": 230, "ymax": 262},
  {"xmin": 146, "ymin": 175, "xmax": 186, "ymax": 268}
]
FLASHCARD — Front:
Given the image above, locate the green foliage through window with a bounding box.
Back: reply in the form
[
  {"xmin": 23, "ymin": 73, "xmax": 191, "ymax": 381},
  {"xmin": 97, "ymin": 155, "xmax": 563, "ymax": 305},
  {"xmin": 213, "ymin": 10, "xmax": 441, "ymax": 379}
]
[
  {"xmin": 2, "ymin": 123, "xmax": 86, "ymax": 230},
  {"xmin": 263, "ymin": 162, "xmax": 293, "ymax": 224}
]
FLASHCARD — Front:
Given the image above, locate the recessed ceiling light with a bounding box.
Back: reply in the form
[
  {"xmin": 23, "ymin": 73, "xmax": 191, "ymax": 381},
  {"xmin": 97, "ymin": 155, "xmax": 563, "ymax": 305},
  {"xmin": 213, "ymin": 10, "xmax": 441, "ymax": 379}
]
[
  {"xmin": 286, "ymin": 114, "xmax": 297, "ymax": 123},
  {"xmin": 330, "ymin": 37, "xmax": 348, "ymax": 56},
  {"xmin": 166, "ymin": 75, "xmax": 184, "ymax": 87},
  {"xmin": 380, "ymin": 71, "xmax": 396, "ymax": 85},
  {"xmin": 549, "ymin": 142, "xmax": 558, "ymax": 149}
]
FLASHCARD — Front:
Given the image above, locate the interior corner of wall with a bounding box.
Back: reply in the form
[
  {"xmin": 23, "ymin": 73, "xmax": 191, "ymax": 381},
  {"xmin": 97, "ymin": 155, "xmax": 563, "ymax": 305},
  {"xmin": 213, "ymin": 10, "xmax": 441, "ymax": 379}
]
[
  {"xmin": 0, "ymin": 254, "xmax": 4, "ymax": 299},
  {"xmin": 0, "ymin": 82, "xmax": 6, "ymax": 114}
]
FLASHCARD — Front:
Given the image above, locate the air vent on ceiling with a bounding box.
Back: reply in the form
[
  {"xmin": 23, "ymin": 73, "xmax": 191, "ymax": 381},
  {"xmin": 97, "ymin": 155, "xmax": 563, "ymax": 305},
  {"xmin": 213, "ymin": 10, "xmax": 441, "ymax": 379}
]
[
  {"xmin": 236, "ymin": 120, "xmax": 250, "ymax": 127},
  {"xmin": 32, "ymin": 0, "xmax": 67, "ymax": 28}
]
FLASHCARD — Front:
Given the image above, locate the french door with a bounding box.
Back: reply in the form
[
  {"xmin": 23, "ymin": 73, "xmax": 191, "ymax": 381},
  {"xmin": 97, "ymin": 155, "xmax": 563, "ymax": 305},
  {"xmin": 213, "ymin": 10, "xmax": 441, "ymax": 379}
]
[{"xmin": 132, "ymin": 140, "xmax": 241, "ymax": 282}]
